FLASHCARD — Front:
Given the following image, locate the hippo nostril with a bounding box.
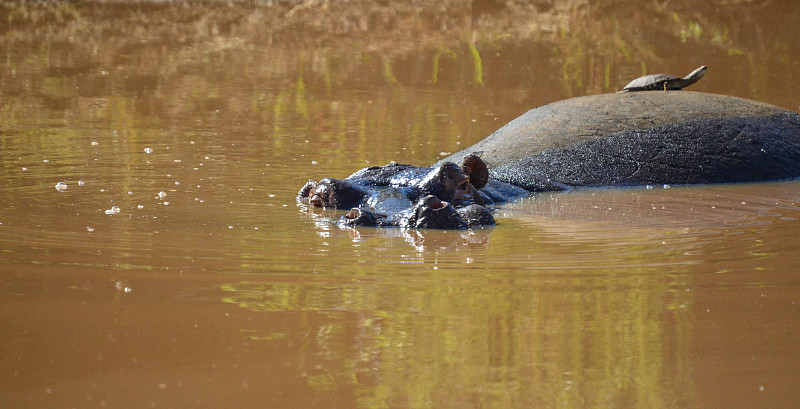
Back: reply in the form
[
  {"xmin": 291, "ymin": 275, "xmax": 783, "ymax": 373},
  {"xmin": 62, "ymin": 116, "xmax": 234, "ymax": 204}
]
[
  {"xmin": 298, "ymin": 180, "xmax": 318, "ymax": 199},
  {"xmin": 309, "ymin": 184, "xmax": 329, "ymax": 207}
]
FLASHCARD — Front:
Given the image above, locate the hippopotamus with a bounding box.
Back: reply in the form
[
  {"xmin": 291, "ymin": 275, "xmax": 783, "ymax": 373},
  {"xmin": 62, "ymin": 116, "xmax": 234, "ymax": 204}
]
[
  {"xmin": 298, "ymin": 91, "xmax": 800, "ymax": 229},
  {"xmin": 298, "ymin": 155, "xmax": 529, "ymax": 229}
]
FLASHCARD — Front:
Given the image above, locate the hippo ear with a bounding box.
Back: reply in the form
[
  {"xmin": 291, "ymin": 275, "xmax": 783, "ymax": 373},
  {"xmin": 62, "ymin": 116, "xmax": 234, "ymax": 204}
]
[{"xmin": 461, "ymin": 154, "xmax": 488, "ymax": 190}]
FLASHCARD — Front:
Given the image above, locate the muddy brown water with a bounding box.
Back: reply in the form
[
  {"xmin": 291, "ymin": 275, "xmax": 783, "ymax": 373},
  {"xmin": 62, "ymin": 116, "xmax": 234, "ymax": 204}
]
[{"xmin": 2, "ymin": 1, "xmax": 800, "ymax": 408}]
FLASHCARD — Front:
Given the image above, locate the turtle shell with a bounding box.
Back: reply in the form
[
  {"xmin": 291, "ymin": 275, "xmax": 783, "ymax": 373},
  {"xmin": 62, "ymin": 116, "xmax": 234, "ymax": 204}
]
[{"xmin": 623, "ymin": 73, "xmax": 680, "ymax": 91}]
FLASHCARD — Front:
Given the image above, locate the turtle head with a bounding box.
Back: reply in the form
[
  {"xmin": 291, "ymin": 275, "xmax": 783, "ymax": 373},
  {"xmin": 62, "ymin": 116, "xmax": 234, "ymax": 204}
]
[{"xmin": 684, "ymin": 65, "xmax": 707, "ymax": 81}]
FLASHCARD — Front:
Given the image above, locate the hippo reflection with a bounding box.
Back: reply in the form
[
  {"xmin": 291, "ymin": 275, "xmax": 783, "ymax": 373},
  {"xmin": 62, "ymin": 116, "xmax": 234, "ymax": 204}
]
[{"xmin": 299, "ymin": 92, "xmax": 800, "ymax": 229}]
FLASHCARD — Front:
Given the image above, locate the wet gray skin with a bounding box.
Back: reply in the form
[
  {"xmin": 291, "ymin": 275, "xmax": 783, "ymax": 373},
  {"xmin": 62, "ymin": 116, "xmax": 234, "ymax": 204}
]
[
  {"xmin": 300, "ymin": 92, "xmax": 800, "ymax": 229},
  {"xmin": 298, "ymin": 155, "xmax": 525, "ymax": 229},
  {"xmin": 440, "ymin": 92, "xmax": 800, "ymax": 191}
]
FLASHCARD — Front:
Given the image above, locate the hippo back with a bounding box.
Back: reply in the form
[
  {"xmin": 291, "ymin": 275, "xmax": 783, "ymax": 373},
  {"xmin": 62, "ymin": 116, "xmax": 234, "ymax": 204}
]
[{"xmin": 440, "ymin": 92, "xmax": 800, "ymax": 190}]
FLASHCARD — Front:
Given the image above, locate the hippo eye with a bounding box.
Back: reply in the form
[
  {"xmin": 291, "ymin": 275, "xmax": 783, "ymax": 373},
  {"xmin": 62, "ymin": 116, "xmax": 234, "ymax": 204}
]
[{"xmin": 418, "ymin": 195, "xmax": 444, "ymax": 209}]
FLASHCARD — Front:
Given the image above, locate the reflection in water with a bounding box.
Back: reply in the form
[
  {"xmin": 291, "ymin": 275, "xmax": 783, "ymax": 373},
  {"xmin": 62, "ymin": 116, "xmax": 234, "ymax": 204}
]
[
  {"xmin": 301, "ymin": 204, "xmax": 494, "ymax": 251},
  {"xmin": 2, "ymin": 1, "xmax": 800, "ymax": 408},
  {"xmin": 505, "ymin": 182, "xmax": 800, "ymax": 230},
  {"xmin": 278, "ymin": 182, "xmax": 800, "ymax": 408},
  {"xmin": 220, "ymin": 269, "xmax": 695, "ymax": 408}
]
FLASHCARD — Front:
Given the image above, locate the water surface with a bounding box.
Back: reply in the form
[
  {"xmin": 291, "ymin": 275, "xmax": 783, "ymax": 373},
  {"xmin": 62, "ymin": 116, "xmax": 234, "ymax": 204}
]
[{"xmin": 2, "ymin": 1, "xmax": 800, "ymax": 408}]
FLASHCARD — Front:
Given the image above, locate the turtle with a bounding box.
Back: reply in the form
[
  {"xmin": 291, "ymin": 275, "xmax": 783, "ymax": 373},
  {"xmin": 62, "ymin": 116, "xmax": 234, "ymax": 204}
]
[{"xmin": 620, "ymin": 65, "xmax": 707, "ymax": 92}]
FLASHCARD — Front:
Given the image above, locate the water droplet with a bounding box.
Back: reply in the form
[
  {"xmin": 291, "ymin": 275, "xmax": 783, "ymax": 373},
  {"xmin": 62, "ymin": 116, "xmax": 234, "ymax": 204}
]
[
  {"xmin": 86, "ymin": 226, "xmax": 95, "ymax": 232},
  {"xmin": 157, "ymin": 191, "xmax": 167, "ymax": 199},
  {"xmin": 143, "ymin": 147, "xmax": 153, "ymax": 154},
  {"xmin": 228, "ymin": 225, "xmax": 234, "ymax": 229},
  {"xmin": 104, "ymin": 206, "xmax": 121, "ymax": 215},
  {"xmin": 78, "ymin": 180, "xmax": 85, "ymax": 186},
  {"xmin": 163, "ymin": 201, "xmax": 169, "ymax": 206},
  {"xmin": 268, "ymin": 194, "xmax": 276, "ymax": 198},
  {"xmin": 55, "ymin": 182, "xmax": 68, "ymax": 192},
  {"xmin": 137, "ymin": 205, "xmax": 144, "ymax": 209},
  {"xmin": 21, "ymin": 167, "xmax": 28, "ymax": 171},
  {"xmin": 115, "ymin": 281, "xmax": 132, "ymax": 293},
  {"xmin": 663, "ymin": 184, "xmax": 671, "ymax": 189},
  {"xmin": 91, "ymin": 141, "xmax": 99, "ymax": 146},
  {"xmin": 311, "ymin": 160, "xmax": 318, "ymax": 165}
]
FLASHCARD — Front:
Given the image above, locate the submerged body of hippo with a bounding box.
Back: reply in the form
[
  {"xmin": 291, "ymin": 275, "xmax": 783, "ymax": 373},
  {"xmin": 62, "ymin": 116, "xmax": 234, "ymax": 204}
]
[{"xmin": 298, "ymin": 91, "xmax": 800, "ymax": 229}]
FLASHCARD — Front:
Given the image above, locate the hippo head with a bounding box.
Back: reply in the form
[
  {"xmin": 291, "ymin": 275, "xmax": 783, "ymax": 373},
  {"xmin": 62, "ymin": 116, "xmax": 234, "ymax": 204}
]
[{"xmin": 298, "ymin": 155, "xmax": 495, "ymax": 229}]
